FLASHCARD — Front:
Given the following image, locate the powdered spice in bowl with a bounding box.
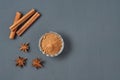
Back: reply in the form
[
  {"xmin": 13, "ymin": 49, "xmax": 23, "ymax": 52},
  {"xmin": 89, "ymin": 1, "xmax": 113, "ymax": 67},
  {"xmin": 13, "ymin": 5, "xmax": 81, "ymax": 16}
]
[{"xmin": 39, "ymin": 31, "xmax": 64, "ymax": 57}]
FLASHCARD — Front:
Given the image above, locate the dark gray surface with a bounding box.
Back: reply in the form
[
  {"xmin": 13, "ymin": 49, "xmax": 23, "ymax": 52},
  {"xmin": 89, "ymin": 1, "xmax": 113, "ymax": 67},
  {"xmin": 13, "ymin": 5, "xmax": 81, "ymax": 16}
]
[{"xmin": 0, "ymin": 0, "xmax": 120, "ymax": 80}]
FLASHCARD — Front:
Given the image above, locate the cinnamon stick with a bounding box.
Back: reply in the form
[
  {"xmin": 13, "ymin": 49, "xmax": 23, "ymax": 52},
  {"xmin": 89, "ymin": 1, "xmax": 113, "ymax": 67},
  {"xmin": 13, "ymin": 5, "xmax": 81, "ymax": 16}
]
[
  {"xmin": 10, "ymin": 9, "xmax": 36, "ymax": 31},
  {"xmin": 16, "ymin": 12, "xmax": 40, "ymax": 36},
  {"xmin": 9, "ymin": 12, "xmax": 22, "ymax": 39}
]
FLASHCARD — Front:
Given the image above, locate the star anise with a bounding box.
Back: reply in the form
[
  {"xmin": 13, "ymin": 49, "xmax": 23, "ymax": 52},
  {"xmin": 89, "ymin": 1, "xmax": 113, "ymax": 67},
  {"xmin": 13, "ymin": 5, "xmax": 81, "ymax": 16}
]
[
  {"xmin": 16, "ymin": 56, "xmax": 27, "ymax": 68},
  {"xmin": 20, "ymin": 42, "xmax": 29, "ymax": 53},
  {"xmin": 32, "ymin": 58, "xmax": 43, "ymax": 69}
]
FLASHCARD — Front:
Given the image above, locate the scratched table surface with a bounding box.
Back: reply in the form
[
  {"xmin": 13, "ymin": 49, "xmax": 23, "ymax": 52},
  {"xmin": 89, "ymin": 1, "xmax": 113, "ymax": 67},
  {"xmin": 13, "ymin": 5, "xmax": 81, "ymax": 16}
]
[{"xmin": 0, "ymin": 0, "xmax": 120, "ymax": 80}]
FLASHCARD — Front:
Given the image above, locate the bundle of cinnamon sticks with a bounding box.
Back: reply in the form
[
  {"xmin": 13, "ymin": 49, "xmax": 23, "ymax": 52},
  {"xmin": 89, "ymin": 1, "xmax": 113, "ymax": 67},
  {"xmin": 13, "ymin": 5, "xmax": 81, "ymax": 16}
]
[{"xmin": 9, "ymin": 9, "xmax": 40, "ymax": 39}]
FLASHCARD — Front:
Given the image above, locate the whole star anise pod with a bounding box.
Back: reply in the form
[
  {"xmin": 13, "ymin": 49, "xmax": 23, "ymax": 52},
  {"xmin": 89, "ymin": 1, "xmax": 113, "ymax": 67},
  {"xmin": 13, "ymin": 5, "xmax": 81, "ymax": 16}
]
[
  {"xmin": 32, "ymin": 58, "xmax": 43, "ymax": 69},
  {"xmin": 16, "ymin": 56, "xmax": 27, "ymax": 68},
  {"xmin": 20, "ymin": 42, "xmax": 29, "ymax": 53}
]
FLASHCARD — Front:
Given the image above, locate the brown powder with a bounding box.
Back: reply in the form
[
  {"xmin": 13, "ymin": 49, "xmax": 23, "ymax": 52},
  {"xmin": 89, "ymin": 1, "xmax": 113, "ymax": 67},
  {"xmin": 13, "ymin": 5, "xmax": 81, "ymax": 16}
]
[{"xmin": 40, "ymin": 32, "xmax": 62, "ymax": 55}]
